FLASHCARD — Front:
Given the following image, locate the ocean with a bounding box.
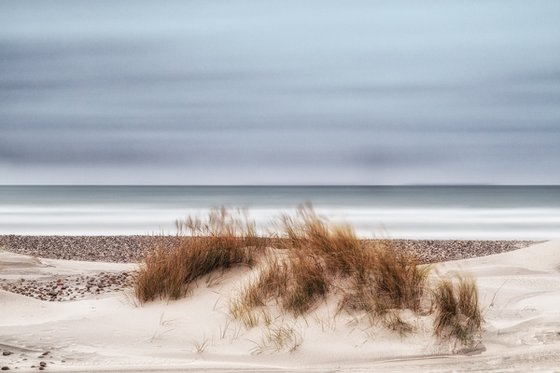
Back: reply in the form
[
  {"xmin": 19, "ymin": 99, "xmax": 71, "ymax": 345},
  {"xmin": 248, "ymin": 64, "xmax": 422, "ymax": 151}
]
[{"xmin": 0, "ymin": 186, "xmax": 558, "ymax": 239}]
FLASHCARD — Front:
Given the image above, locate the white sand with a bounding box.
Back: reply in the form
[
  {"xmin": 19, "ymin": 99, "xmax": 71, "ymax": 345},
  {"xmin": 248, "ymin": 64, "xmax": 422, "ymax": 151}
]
[{"xmin": 1, "ymin": 241, "xmax": 560, "ymax": 372}]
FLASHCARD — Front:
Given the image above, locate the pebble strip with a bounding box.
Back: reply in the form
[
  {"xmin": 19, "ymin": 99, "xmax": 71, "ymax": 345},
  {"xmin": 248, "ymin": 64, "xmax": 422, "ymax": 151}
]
[
  {"xmin": 0, "ymin": 272, "xmax": 134, "ymax": 302},
  {"xmin": 0, "ymin": 235, "xmax": 540, "ymax": 264},
  {"xmin": 0, "ymin": 235, "xmax": 539, "ymax": 303},
  {"xmin": 0, "ymin": 235, "xmax": 179, "ymax": 263},
  {"xmin": 389, "ymin": 239, "xmax": 540, "ymax": 263},
  {"xmin": 1, "ymin": 347, "xmax": 64, "ymax": 371}
]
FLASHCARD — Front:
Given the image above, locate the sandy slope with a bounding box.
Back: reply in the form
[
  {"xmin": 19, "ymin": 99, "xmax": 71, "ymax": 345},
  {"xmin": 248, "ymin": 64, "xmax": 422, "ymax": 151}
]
[{"xmin": 1, "ymin": 242, "xmax": 560, "ymax": 372}]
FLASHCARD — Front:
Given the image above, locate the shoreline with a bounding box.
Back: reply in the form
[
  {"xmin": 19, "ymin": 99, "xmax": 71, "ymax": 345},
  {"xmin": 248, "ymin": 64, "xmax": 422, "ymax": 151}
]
[{"xmin": 0, "ymin": 234, "xmax": 541, "ymax": 264}]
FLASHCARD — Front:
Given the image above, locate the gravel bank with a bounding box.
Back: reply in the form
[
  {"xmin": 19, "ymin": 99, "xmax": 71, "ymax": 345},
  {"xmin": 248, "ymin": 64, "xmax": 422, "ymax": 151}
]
[
  {"xmin": 0, "ymin": 235, "xmax": 164, "ymax": 263},
  {"xmin": 0, "ymin": 234, "xmax": 540, "ymax": 264},
  {"xmin": 0, "ymin": 272, "xmax": 133, "ymax": 302},
  {"xmin": 0, "ymin": 235, "xmax": 541, "ymax": 302},
  {"xmin": 389, "ymin": 239, "xmax": 540, "ymax": 263}
]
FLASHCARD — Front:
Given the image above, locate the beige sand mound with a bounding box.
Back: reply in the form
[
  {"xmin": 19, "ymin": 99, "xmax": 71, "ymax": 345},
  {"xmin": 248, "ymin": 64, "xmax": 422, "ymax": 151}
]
[{"xmin": 0, "ymin": 241, "xmax": 559, "ymax": 372}]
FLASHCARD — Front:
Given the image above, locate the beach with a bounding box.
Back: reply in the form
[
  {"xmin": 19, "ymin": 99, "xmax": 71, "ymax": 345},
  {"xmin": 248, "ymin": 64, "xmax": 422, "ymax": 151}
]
[
  {"xmin": 1, "ymin": 237, "xmax": 559, "ymax": 372},
  {"xmin": 2, "ymin": 0, "xmax": 559, "ymax": 370}
]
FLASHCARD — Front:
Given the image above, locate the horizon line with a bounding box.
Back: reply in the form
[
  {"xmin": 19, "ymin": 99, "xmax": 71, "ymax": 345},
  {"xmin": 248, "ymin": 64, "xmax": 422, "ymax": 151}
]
[{"xmin": 1, "ymin": 184, "xmax": 560, "ymax": 187}]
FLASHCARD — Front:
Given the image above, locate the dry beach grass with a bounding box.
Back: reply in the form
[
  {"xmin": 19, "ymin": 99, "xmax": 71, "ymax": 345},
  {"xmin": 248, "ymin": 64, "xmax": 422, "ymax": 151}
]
[
  {"xmin": 433, "ymin": 276, "xmax": 483, "ymax": 345},
  {"xmin": 134, "ymin": 206, "xmax": 483, "ymax": 346},
  {"xmin": 135, "ymin": 208, "xmax": 266, "ymax": 302}
]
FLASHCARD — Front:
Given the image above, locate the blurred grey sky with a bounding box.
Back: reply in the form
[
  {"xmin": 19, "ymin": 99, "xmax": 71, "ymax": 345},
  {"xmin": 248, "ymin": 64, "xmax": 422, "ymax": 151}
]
[{"xmin": 1, "ymin": 0, "xmax": 559, "ymax": 185}]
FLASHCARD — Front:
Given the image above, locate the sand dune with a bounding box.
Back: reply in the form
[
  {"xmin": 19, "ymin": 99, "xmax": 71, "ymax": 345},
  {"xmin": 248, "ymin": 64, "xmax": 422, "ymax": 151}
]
[{"xmin": 1, "ymin": 241, "xmax": 559, "ymax": 372}]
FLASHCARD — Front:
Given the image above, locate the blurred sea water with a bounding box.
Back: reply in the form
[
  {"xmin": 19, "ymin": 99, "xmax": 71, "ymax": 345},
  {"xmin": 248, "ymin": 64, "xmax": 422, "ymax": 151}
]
[{"xmin": 0, "ymin": 186, "xmax": 559, "ymax": 239}]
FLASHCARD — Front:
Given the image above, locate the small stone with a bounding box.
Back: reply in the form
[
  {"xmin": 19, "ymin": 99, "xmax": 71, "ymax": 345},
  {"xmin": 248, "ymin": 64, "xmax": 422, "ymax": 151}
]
[
  {"xmin": 1, "ymin": 366, "xmax": 10, "ymax": 371},
  {"xmin": 2, "ymin": 351, "xmax": 12, "ymax": 356},
  {"xmin": 39, "ymin": 362, "xmax": 47, "ymax": 367}
]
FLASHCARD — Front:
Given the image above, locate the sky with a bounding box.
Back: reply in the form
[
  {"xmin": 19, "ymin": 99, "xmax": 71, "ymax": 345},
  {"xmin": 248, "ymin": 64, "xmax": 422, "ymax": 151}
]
[{"xmin": 1, "ymin": 0, "xmax": 560, "ymax": 185}]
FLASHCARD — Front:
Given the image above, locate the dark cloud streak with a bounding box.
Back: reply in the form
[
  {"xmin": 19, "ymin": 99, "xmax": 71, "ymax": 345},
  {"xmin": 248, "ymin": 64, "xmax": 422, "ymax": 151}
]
[{"xmin": 0, "ymin": 0, "xmax": 559, "ymax": 184}]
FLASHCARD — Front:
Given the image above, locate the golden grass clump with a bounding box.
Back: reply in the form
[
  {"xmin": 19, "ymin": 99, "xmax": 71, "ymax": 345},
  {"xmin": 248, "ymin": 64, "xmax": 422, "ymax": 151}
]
[
  {"xmin": 236, "ymin": 205, "xmax": 430, "ymax": 321},
  {"xmin": 433, "ymin": 276, "xmax": 483, "ymax": 345},
  {"xmin": 237, "ymin": 252, "xmax": 329, "ymax": 317},
  {"xmin": 238, "ymin": 257, "xmax": 288, "ymax": 308},
  {"xmin": 135, "ymin": 208, "xmax": 265, "ymax": 303},
  {"xmin": 335, "ymin": 241, "xmax": 430, "ymax": 322},
  {"xmin": 279, "ymin": 206, "xmax": 363, "ymax": 276},
  {"xmin": 281, "ymin": 252, "xmax": 329, "ymax": 315},
  {"xmin": 366, "ymin": 242, "xmax": 429, "ymax": 312},
  {"xmin": 134, "ymin": 204, "xmax": 483, "ymax": 344}
]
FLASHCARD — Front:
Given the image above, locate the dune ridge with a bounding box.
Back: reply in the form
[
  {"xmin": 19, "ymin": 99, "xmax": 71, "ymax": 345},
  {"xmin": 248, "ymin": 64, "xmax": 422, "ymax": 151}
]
[{"xmin": 1, "ymin": 239, "xmax": 559, "ymax": 371}]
